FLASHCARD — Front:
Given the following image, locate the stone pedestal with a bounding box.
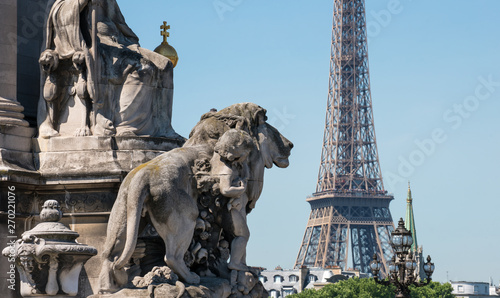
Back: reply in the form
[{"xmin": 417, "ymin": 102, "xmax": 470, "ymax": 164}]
[
  {"xmin": 0, "ymin": 123, "xmax": 36, "ymax": 172},
  {"xmin": 89, "ymin": 276, "xmax": 233, "ymax": 298},
  {"xmin": 1, "ymin": 136, "xmax": 184, "ymax": 297},
  {"xmin": 34, "ymin": 136, "xmax": 183, "ymax": 179}
]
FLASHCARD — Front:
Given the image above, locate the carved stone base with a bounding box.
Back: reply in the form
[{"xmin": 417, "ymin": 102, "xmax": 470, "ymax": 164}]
[
  {"xmin": 34, "ymin": 136, "xmax": 184, "ymax": 179},
  {"xmin": 0, "ymin": 124, "xmax": 36, "ymax": 172},
  {"xmin": 0, "ymin": 135, "xmax": 184, "ymax": 297},
  {"xmin": 19, "ymin": 296, "xmax": 79, "ymax": 298},
  {"xmin": 89, "ymin": 277, "xmax": 233, "ymax": 298}
]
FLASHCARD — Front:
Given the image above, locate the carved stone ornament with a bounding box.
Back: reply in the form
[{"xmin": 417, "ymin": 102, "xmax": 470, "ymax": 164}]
[{"xmin": 2, "ymin": 200, "xmax": 97, "ymax": 297}]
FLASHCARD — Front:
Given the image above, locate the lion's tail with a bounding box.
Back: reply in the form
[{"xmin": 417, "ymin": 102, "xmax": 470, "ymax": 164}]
[
  {"xmin": 113, "ymin": 175, "xmax": 149, "ymax": 270},
  {"xmin": 101, "ymin": 181, "xmax": 128, "ymax": 260}
]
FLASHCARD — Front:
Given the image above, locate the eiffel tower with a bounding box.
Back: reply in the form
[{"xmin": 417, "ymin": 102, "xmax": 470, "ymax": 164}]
[{"xmin": 294, "ymin": 0, "xmax": 394, "ymax": 275}]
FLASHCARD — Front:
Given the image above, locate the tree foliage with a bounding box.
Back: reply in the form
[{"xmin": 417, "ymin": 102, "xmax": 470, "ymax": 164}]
[
  {"xmin": 288, "ymin": 278, "xmax": 395, "ymax": 298},
  {"xmin": 288, "ymin": 278, "xmax": 455, "ymax": 298},
  {"xmin": 409, "ymin": 281, "xmax": 455, "ymax": 298}
]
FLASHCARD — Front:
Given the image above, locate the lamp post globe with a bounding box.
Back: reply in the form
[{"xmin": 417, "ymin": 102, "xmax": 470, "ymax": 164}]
[
  {"xmin": 423, "ymin": 255, "xmax": 435, "ymax": 277},
  {"xmin": 392, "ymin": 218, "xmax": 413, "ymax": 254}
]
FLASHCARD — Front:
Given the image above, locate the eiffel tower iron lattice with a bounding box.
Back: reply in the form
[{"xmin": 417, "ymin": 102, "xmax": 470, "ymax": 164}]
[{"xmin": 294, "ymin": 0, "xmax": 395, "ymax": 275}]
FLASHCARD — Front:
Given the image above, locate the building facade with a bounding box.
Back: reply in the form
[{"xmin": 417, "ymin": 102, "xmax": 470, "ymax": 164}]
[
  {"xmin": 451, "ymin": 281, "xmax": 499, "ymax": 298},
  {"xmin": 260, "ymin": 266, "xmax": 367, "ymax": 297}
]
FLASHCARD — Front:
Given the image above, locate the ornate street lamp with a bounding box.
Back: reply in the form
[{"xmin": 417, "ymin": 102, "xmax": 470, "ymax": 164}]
[{"xmin": 370, "ymin": 218, "xmax": 435, "ymax": 298}]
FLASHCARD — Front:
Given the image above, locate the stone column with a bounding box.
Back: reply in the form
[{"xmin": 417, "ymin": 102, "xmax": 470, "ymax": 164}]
[
  {"xmin": 0, "ymin": 3, "xmax": 35, "ymax": 294},
  {"xmin": 0, "ymin": 0, "xmax": 36, "ymax": 172},
  {"xmin": 0, "ymin": 0, "xmax": 29, "ymax": 126},
  {"xmin": 0, "ymin": 0, "xmax": 18, "ymax": 101}
]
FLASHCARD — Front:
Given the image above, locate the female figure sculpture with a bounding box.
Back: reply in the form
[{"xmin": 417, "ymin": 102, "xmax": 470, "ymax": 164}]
[{"xmin": 39, "ymin": 0, "xmax": 177, "ymax": 138}]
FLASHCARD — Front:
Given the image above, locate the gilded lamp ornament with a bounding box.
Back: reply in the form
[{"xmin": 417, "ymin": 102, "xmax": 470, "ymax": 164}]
[{"xmin": 154, "ymin": 21, "xmax": 179, "ymax": 67}]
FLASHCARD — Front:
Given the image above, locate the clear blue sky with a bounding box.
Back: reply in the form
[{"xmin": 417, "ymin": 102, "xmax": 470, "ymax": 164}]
[{"xmin": 117, "ymin": 0, "xmax": 500, "ymax": 284}]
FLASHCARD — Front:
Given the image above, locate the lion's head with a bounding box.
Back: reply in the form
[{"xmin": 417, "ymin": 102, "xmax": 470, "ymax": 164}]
[
  {"xmin": 72, "ymin": 51, "xmax": 86, "ymax": 72},
  {"xmin": 184, "ymin": 102, "xmax": 292, "ymax": 171},
  {"xmin": 185, "ymin": 102, "xmax": 267, "ymax": 147},
  {"xmin": 39, "ymin": 49, "xmax": 59, "ymax": 73},
  {"xmin": 256, "ymin": 122, "xmax": 293, "ymax": 169}
]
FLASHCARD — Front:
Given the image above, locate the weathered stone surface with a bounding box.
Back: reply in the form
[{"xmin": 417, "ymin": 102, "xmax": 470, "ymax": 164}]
[
  {"xmin": 5, "ymin": 185, "xmax": 122, "ymax": 298},
  {"xmin": 0, "ymin": 1, "xmax": 16, "ymax": 8},
  {"xmin": 0, "ymin": 133, "xmax": 32, "ymax": 152},
  {"xmin": 0, "ymin": 2, "xmax": 293, "ymax": 298},
  {"xmin": 1, "ymin": 133, "xmax": 184, "ymax": 296},
  {"xmin": 0, "ymin": 124, "xmax": 34, "ymax": 138},
  {"xmin": 89, "ymin": 277, "xmax": 232, "ymax": 298},
  {"xmin": 0, "ymin": 149, "xmax": 36, "ymax": 172},
  {"xmin": 35, "ymin": 136, "xmax": 183, "ymax": 152},
  {"xmin": 98, "ymin": 103, "xmax": 293, "ymax": 297},
  {"xmin": 0, "ymin": 0, "xmax": 37, "ymax": 175},
  {"xmin": 89, "ymin": 288, "xmax": 150, "ymax": 298},
  {"xmin": 38, "ymin": 0, "xmax": 177, "ymax": 138},
  {"xmin": 170, "ymin": 277, "xmax": 232, "ymax": 298},
  {"xmin": 2, "ymin": 200, "xmax": 97, "ymax": 297},
  {"xmin": 0, "ymin": 124, "xmax": 36, "ymax": 172},
  {"xmin": 1, "ymin": 133, "xmax": 183, "ymax": 297},
  {"xmin": 0, "ymin": 0, "xmax": 36, "ymax": 178},
  {"xmin": 0, "ymin": 0, "xmax": 17, "ymax": 101},
  {"xmin": 33, "ymin": 136, "xmax": 184, "ymax": 178},
  {"xmin": 131, "ymin": 266, "xmax": 178, "ymax": 288}
]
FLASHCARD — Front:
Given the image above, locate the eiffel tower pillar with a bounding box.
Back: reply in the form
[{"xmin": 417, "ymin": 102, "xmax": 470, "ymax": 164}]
[{"xmin": 294, "ymin": 0, "xmax": 395, "ymax": 275}]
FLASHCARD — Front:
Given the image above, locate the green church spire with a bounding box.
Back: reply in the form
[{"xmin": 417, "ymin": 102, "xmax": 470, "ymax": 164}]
[{"xmin": 405, "ymin": 182, "xmax": 418, "ymax": 252}]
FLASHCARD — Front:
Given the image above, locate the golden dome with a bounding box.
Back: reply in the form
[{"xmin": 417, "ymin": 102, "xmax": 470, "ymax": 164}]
[{"xmin": 154, "ymin": 21, "xmax": 178, "ymax": 68}]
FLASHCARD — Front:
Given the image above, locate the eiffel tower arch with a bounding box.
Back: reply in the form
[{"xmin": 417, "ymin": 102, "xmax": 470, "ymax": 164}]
[{"xmin": 294, "ymin": 0, "xmax": 395, "ymax": 275}]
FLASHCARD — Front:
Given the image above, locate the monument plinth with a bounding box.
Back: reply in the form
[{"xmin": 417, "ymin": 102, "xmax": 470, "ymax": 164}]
[
  {"xmin": 34, "ymin": 136, "xmax": 184, "ymax": 178},
  {"xmin": 0, "ymin": 1, "xmax": 292, "ymax": 297},
  {"xmin": 1, "ymin": 1, "xmax": 184, "ymax": 296}
]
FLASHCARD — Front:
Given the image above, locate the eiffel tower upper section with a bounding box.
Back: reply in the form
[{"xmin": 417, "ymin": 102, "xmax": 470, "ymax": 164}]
[{"xmin": 316, "ymin": 0, "xmax": 385, "ymax": 195}]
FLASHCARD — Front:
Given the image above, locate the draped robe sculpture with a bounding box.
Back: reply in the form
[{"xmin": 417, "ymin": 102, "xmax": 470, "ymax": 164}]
[{"xmin": 39, "ymin": 0, "xmax": 177, "ymax": 138}]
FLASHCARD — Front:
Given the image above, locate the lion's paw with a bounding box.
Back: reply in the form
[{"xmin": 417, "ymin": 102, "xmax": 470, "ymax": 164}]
[
  {"xmin": 184, "ymin": 272, "xmax": 200, "ymax": 285},
  {"xmin": 39, "ymin": 125, "xmax": 59, "ymax": 139},
  {"xmin": 74, "ymin": 127, "xmax": 91, "ymax": 137}
]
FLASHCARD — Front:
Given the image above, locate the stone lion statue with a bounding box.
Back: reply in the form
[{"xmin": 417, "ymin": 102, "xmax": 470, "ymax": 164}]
[{"xmin": 98, "ymin": 103, "xmax": 293, "ymax": 294}]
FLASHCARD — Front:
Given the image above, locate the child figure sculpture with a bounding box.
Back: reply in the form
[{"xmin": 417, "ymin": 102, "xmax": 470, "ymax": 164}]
[{"xmin": 211, "ymin": 129, "xmax": 255, "ymax": 271}]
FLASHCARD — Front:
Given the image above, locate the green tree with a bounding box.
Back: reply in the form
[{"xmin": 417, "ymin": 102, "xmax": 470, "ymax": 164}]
[
  {"xmin": 409, "ymin": 281, "xmax": 455, "ymax": 298},
  {"xmin": 288, "ymin": 278, "xmax": 455, "ymax": 298},
  {"xmin": 289, "ymin": 278, "xmax": 396, "ymax": 298}
]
